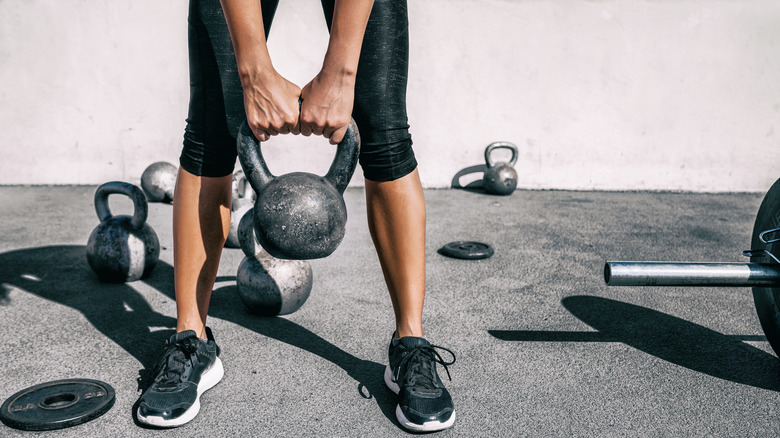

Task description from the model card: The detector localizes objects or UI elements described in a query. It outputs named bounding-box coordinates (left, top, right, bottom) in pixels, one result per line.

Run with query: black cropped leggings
left=180, top=0, right=417, bottom=182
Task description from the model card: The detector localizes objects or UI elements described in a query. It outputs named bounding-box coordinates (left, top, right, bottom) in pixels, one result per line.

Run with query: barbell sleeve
left=604, top=262, right=780, bottom=287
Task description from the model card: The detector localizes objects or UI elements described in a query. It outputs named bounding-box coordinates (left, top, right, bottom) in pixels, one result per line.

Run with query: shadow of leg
left=0, top=245, right=177, bottom=391
left=207, top=284, right=399, bottom=426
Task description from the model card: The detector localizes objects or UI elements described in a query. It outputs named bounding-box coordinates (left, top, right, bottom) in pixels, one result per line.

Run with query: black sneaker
left=384, top=336, right=456, bottom=432
left=136, top=328, right=224, bottom=427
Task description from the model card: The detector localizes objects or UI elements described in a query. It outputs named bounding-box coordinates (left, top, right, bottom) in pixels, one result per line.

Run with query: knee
left=360, top=138, right=418, bottom=182
left=179, top=132, right=238, bottom=178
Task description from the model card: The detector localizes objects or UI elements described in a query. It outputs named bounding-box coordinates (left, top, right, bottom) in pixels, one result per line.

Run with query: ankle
left=177, top=323, right=207, bottom=340
left=395, top=326, right=424, bottom=339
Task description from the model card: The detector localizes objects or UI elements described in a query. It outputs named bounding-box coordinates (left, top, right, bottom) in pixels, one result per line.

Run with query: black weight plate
left=438, top=241, right=494, bottom=260
left=750, top=177, right=780, bottom=358
left=0, top=379, right=115, bottom=431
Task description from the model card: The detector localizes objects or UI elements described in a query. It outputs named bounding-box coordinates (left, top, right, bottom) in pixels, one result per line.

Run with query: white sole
left=137, top=357, right=224, bottom=428
left=383, top=364, right=456, bottom=432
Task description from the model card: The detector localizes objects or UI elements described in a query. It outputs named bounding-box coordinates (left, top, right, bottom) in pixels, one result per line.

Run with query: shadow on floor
left=489, top=295, right=780, bottom=392
left=209, top=283, right=398, bottom=426
left=0, top=245, right=176, bottom=390
left=450, top=164, right=488, bottom=194
left=0, top=245, right=397, bottom=426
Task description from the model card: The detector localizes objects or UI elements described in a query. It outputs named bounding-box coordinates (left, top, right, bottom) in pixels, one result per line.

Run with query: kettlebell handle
left=94, top=181, right=149, bottom=230
left=237, top=207, right=258, bottom=257
left=484, top=141, right=518, bottom=168
left=237, top=119, right=361, bottom=195
left=325, top=119, right=361, bottom=193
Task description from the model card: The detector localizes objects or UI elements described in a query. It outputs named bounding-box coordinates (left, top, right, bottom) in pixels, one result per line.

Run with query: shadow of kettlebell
left=450, top=164, right=489, bottom=193
left=451, top=141, right=518, bottom=195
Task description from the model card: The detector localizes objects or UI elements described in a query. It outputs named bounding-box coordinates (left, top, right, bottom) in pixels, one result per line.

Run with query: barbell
left=605, top=177, right=780, bottom=357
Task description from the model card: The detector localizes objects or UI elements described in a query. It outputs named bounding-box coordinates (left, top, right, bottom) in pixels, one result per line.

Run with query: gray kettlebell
left=483, top=141, right=518, bottom=196
left=237, top=119, right=360, bottom=260
left=141, top=162, right=177, bottom=203
left=236, top=208, right=313, bottom=316
left=225, top=170, right=255, bottom=249
left=86, top=181, right=160, bottom=282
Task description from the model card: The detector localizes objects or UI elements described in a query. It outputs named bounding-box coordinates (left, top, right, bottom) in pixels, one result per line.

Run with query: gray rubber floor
left=1, top=185, right=779, bottom=437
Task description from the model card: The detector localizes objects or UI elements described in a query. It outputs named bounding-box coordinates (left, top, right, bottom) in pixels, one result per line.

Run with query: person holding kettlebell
left=135, top=0, right=456, bottom=432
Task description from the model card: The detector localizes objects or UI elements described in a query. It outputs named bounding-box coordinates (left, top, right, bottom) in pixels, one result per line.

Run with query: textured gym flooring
left=1, top=185, right=779, bottom=437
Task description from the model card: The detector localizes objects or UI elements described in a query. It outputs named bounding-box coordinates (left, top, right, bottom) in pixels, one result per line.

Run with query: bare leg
left=365, top=168, right=426, bottom=338
left=172, top=167, right=232, bottom=339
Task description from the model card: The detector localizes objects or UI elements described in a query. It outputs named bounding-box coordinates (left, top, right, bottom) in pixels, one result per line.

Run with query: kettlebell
left=483, top=141, right=518, bottom=196
left=225, top=170, right=255, bottom=249
left=141, top=161, right=177, bottom=203
left=86, top=181, right=160, bottom=282
left=237, top=119, right=360, bottom=260
left=236, top=208, right=313, bottom=316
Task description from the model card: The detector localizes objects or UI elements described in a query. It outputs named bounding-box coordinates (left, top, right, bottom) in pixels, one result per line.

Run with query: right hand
left=299, top=68, right=355, bottom=145
left=240, top=68, right=302, bottom=142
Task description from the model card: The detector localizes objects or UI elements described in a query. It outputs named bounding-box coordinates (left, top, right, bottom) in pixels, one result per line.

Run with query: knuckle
left=248, top=118, right=263, bottom=132
left=270, top=119, right=284, bottom=131
left=312, top=116, right=326, bottom=130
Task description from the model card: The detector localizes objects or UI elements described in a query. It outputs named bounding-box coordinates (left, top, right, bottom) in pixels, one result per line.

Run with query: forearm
left=323, top=0, right=374, bottom=77
left=219, top=0, right=274, bottom=81
left=220, top=0, right=301, bottom=139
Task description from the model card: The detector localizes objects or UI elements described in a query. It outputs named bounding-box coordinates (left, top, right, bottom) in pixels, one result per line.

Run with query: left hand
left=299, top=69, right=356, bottom=145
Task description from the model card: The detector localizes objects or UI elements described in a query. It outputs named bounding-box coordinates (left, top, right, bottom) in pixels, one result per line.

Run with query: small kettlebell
left=225, top=170, right=255, bottom=249
left=141, top=161, right=177, bottom=203
left=86, top=181, right=160, bottom=282
left=483, top=141, right=518, bottom=196
left=237, top=119, right=360, bottom=260
left=236, top=208, right=313, bottom=316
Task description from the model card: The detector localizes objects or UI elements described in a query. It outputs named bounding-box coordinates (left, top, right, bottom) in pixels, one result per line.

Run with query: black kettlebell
left=237, top=120, right=360, bottom=260
left=483, top=141, right=518, bottom=196
left=86, top=181, right=160, bottom=282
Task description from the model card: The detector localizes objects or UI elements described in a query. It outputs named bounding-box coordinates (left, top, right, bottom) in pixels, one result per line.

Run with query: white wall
left=1, top=0, right=778, bottom=191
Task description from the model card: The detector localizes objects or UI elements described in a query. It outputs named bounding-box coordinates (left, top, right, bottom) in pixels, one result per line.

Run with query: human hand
left=299, top=69, right=355, bottom=145
left=241, top=68, right=301, bottom=142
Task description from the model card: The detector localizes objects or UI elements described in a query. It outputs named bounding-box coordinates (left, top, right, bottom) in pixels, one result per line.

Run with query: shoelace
left=395, top=345, right=456, bottom=390
left=149, top=338, right=199, bottom=389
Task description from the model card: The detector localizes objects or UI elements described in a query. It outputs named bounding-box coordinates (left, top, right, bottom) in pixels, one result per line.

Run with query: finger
left=284, top=115, right=299, bottom=136
left=252, top=119, right=278, bottom=138
left=290, top=106, right=301, bottom=135
left=299, top=120, right=312, bottom=136
left=288, top=98, right=301, bottom=135
left=322, top=124, right=338, bottom=140
left=267, top=116, right=287, bottom=135
left=253, top=129, right=269, bottom=142
left=330, top=125, right=348, bottom=145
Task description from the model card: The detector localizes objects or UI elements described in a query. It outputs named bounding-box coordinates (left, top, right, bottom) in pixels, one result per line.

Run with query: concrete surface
left=1, top=184, right=780, bottom=436
left=2, top=0, right=779, bottom=191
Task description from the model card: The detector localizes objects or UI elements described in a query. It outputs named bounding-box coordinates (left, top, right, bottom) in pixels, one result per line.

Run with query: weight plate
left=750, top=177, right=780, bottom=358
left=0, top=379, right=115, bottom=431
left=438, top=241, right=494, bottom=260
